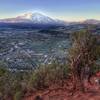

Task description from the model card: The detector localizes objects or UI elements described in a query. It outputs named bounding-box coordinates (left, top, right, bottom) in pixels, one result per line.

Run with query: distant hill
left=83, top=19, right=100, bottom=24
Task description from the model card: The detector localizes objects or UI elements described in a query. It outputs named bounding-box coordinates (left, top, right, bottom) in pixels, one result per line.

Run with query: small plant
left=14, top=91, right=23, bottom=100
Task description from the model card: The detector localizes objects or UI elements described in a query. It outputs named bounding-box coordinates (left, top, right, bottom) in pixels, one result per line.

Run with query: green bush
left=14, top=91, right=23, bottom=100
left=29, top=62, right=70, bottom=90
left=0, top=61, right=70, bottom=98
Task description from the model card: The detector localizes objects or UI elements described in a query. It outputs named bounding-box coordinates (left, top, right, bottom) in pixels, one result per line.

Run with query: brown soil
left=23, top=77, right=100, bottom=100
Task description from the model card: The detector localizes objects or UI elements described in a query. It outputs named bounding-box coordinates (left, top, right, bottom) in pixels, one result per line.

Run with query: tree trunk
left=72, top=70, right=85, bottom=93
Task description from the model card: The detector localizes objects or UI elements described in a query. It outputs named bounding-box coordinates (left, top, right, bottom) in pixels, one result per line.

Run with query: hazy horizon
left=0, top=0, right=100, bottom=21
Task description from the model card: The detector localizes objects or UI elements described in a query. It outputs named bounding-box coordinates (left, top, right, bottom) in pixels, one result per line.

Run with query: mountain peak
left=16, top=12, right=57, bottom=24
left=17, top=12, right=46, bottom=19
left=0, top=12, right=66, bottom=25
left=18, top=13, right=33, bottom=19
left=31, top=12, right=46, bottom=16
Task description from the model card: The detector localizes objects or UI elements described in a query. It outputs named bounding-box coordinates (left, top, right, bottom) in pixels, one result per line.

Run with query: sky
left=0, top=0, right=100, bottom=21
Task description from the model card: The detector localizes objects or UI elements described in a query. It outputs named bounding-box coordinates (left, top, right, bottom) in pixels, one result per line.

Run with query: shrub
left=14, top=91, right=23, bottom=100
left=29, top=61, right=69, bottom=90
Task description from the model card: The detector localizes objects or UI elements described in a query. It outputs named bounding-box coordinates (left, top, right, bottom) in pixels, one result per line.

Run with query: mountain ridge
left=0, top=12, right=67, bottom=26
left=0, top=12, right=100, bottom=25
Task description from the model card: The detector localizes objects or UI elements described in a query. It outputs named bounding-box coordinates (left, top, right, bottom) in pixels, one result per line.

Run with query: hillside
left=23, top=78, right=100, bottom=100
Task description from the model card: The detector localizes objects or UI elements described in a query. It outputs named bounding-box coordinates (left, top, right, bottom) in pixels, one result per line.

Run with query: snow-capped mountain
left=0, top=13, right=100, bottom=25
left=0, top=12, right=66, bottom=25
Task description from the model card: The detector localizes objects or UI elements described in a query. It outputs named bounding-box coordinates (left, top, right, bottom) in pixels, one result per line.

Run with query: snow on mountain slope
left=0, top=12, right=66, bottom=25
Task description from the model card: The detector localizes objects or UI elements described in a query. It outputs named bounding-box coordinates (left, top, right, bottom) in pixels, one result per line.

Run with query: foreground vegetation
left=0, top=61, right=70, bottom=100
left=0, top=29, right=100, bottom=100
